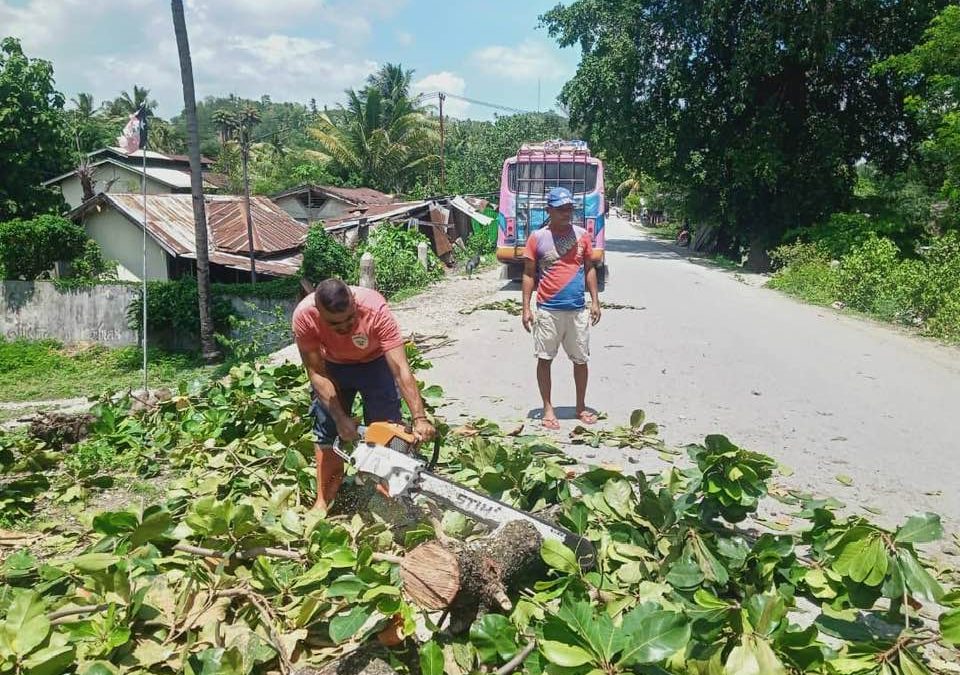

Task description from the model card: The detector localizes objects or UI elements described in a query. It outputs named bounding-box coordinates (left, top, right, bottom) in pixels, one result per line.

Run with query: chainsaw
left=332, top=421, right=595, bottom=570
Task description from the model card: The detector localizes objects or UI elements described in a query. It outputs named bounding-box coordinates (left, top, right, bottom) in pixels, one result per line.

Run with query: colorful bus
left=496, top=140, right=607, bottom=287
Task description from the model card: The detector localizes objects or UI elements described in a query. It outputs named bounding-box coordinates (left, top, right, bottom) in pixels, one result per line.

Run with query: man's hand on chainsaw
left=334, top=415, right=360, bottom=443
left=413, top=417, right=436, bottom=443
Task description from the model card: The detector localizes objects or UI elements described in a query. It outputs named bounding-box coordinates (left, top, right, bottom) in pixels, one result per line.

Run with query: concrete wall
left=1, top=281, right=298, bottom=351
left=59, top=167, right=171, bottom=210
left=1, top=281, right=139, bottom=346
left=80, top=208, right=170, bottom=282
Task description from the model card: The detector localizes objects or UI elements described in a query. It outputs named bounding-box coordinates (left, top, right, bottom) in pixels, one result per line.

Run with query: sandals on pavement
left=576, top=410, right=598, bottom=425
left=542, top=418, right=561, bottom=431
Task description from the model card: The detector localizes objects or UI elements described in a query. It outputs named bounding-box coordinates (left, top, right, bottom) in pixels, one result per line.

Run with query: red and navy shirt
left=523, top=224, right=593, bottom=311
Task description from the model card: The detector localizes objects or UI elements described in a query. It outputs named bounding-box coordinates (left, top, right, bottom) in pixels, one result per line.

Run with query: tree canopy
left=542, top=0, right=950, bottom=268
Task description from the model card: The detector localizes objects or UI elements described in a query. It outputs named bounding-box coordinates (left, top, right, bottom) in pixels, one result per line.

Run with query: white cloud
left=412, top=71, right=469, bottom=118
left=471, top=39, right=570, bottom=83
left=0, top=0, right=387, bottom=117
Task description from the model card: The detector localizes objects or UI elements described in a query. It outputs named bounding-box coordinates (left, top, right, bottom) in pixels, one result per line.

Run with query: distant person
left=292, top=279, right=435, bottom=511
left=521, top=187, right=602, bottom=430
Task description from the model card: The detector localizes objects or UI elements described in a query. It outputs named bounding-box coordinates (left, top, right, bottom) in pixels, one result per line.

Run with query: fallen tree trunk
left=400, top=520, right=543, bottom=633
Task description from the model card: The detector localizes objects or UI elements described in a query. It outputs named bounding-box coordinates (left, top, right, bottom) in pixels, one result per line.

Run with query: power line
left=415, top=91, right=536, bottom=115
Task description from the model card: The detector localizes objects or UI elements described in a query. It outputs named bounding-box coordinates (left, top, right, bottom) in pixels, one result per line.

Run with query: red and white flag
left=117, top=105, right=148, bottom=154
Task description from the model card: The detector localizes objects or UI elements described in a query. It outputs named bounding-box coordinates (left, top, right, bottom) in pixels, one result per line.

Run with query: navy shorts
left=309, top=356, right=402, bottom=446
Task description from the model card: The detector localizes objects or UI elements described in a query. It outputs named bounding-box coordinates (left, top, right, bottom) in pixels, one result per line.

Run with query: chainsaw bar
left=345, top=441, right=595, bottom=570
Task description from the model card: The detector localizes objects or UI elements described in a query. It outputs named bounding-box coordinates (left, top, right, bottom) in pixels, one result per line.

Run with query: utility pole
left=237, top=107, right=257, bottom=283
left=439, top=92, right=446, bottom=195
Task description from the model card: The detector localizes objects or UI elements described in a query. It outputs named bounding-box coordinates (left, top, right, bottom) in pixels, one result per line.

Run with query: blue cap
left=547, top=186, right=574, bottom=208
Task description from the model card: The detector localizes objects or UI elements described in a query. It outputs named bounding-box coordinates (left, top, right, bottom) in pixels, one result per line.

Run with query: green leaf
left=325, top=575, right=368, bottom=601
left=618, top=608, right=691, bottom=666
left=939, top=608, right=960, bottom=646
left=469, top=614, right=517, bottom=663
left=130, top=508, right=173, bottom=546
left=630, top=409, right=646, bottom=428
left=603, top=480, right=633, bottom=517
left=724, top=635, right=786, bottom=675
left=894, top=513, right=944, bottom=545
left=91, top=511, right=138, bottom=537
left=0, top=590, right=50, bottom=656
left=541, top=539, right=579, bottom=575
left=539, top=640, right=593, bottom=667
left=897, top=550, right=944, bottom=602
left=419, top=640, right=444, bottom=675
left=328, top=605, right=372, bottom=644
left=81, top=662, right=119, bottom=675
left=72, top=553, right=120, bottom=572
left=835, top=474, right=854, bottom=486
left=22, top=644, right=75, bottom=675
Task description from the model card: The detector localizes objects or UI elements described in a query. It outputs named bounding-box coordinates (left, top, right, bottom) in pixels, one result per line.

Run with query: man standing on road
left=521, top=186, right=602, bottom=430
left=293, top=278, right=436, bottom=511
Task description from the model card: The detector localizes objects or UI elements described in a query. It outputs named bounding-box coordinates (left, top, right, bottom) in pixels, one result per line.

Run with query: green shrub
left=301, top=224, right=357, bottom=284
left=928, top=287, right=960, bottom=342
left=72, top=239, right=117, bottom=281
left=127, top=280, right=234, bottom=334
left=360, top=226, right=443, bottom=297
left=623, top=192, right=643, bottom=213
left=836, top=235, right=901, bottom=315
left=768, top=242, right=841, bottom=305
left=0, top=215, right=88, bottom=279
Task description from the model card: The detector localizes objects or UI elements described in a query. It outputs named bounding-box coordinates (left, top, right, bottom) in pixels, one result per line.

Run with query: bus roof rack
left=518, top=139, right=591, bottom=155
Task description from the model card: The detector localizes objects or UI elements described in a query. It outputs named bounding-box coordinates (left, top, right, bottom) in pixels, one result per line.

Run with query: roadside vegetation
left=0, top=339, right=214, bottom=402
left=0, top=353, right=957, bottom=674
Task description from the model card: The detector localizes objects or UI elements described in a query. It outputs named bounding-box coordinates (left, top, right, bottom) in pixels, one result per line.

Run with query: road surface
left=410, top=215, right=960, bottom=537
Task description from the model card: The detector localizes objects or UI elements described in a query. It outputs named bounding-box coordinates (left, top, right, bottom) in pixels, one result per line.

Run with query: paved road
left=418, top=215, right=960, bottom=536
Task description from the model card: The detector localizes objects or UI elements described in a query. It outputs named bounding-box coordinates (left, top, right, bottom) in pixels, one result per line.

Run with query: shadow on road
left=605, top=237, right=679, bottom=259
left=526, top=405, right=601, bottom=421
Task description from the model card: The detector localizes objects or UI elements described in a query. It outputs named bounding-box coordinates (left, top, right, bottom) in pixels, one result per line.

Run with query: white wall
left=58, top=166, right=171, bottom=209
left=81, top=209, right=170, bottom=282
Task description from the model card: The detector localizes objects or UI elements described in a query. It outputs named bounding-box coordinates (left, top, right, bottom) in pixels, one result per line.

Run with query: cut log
left=400, top=520, right=543, bottom=633
left=28, top=412, right=95, bottom=450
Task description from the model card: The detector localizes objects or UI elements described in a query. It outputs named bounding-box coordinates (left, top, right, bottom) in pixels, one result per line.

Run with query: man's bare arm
left=521, top=258, right=536, bottom=332
left=383, top=345, right=435, bottom=441
left=299, top=347, right=356, bottom=440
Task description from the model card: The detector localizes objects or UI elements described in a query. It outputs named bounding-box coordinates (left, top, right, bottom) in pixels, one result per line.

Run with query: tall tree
left=171, top=0, right=220, bottom=362
left=0, top=37, right=71, bottom=220
left=543, top=0, right=949, bottom=269
left=106, top=85, right=158, bottom=119
left=366, top=62, right=414, bottom=125
left=310, top=87, right=437, bottom=193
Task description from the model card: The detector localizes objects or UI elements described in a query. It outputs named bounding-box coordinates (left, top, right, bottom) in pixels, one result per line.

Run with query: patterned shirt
left=523, top=224, right=593, bottom=310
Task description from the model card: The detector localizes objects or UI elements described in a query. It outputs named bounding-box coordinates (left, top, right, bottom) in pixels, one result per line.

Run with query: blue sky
left=0, top=0, right=581, bottom=120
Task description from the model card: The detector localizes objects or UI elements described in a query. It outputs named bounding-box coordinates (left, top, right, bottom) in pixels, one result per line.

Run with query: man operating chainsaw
left=292, top=278, right=436, bottom=511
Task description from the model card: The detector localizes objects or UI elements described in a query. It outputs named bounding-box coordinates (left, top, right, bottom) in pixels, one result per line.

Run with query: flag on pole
left=117, top=105, right=148, bottom=154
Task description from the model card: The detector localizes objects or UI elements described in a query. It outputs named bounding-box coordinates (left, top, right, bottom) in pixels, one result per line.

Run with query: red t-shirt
left=292, top=286, right=404, bottom=364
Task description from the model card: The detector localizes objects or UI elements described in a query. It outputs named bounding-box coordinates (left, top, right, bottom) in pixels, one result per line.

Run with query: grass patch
left=0, top=339, right=216, bottom=402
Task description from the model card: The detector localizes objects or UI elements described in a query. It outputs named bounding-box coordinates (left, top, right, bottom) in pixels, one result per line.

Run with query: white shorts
left=534, top=308, right=590, bottom=364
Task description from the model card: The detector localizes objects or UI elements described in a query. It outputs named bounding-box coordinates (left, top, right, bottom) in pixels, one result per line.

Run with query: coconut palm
left=366, top=63, right=414, bottom=125
left=106, top=85, right=158, bottom=118
left=309, top=87, right=437, bottom=193
left=172, top=0, right=219, bottom=362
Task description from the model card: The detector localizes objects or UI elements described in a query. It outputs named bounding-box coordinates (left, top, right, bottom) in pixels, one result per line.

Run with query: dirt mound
left=28, top=412, right=96, bottom=449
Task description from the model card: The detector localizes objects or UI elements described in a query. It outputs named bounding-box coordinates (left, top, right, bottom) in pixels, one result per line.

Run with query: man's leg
left=533, top=309, right=560, bottom=428
left=309, top=386, right=356, bottom=511
left=537, top=358, right=557, bottom=428
left=565, top=309, right=596, bottom=424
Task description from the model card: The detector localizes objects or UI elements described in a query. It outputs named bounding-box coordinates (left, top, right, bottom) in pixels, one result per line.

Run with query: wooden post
left=359, top=251, right=376, bottom=289
left=417, top=241, right=429, bottom=269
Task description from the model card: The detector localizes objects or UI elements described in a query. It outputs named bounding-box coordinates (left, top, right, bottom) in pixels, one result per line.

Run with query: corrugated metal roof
left=183, top=250, right=303, bottom=277
left=272, top=184, right=396, bottom=206
left=43, top=158, right=218, bottom=190
left=323, top=201, right=429, bottom=229
left=98, top=193, right=307, bottom=258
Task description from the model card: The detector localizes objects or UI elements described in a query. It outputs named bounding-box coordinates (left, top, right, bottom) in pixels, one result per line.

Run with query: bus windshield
left=508, top=162, right=599, bottom=195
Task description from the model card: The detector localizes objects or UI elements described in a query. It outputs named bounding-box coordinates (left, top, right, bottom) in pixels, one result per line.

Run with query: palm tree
left=366, top=63, right=414, bottom=125
left=71, top=92, right=99, bottom=121
left=309, top=87, right=437, bottom=193
left=172, top=0, right=219, bottom=362
left=106, top=85, right=158, bottom=119
left=211, top=108, right=236, bottom=143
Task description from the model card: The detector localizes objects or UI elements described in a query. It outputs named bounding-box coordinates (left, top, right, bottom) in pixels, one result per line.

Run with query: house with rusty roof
left=271, top=184, right=399, bottom=224
left=44, top=147, right=229, bottom=210
left=69, top=193, right=306, bottom=282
